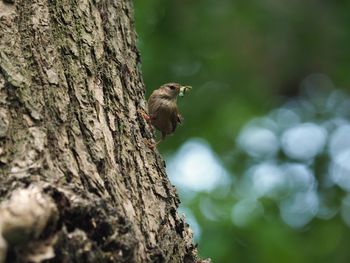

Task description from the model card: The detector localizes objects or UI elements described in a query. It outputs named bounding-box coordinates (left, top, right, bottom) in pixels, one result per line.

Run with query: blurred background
left=134, top=1, right=350, bottom=262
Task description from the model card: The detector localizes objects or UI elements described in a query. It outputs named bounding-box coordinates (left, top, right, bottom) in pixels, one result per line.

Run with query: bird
left=139, top=83, right=191, bottom=147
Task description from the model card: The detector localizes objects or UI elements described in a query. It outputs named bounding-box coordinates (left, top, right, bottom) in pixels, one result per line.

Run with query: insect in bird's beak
left=179, top=86, right=192, bottom=97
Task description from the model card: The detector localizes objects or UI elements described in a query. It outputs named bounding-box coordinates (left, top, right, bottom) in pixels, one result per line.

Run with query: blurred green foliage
left=134, top=1, right=350, bottom=262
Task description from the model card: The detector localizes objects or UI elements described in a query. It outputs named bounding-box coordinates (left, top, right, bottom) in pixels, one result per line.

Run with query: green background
left=134, top=1, right=350, bottom=262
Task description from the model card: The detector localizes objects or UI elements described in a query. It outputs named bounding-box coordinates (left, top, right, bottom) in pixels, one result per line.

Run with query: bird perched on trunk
left=139, top=83, right=192, bottom=147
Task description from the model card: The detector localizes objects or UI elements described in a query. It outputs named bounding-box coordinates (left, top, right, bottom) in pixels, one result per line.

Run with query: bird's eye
left=169, top=86, right=176, bottom=90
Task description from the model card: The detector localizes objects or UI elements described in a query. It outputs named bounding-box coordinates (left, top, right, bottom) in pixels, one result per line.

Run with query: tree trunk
left=0, top=0, right=203, bottom=262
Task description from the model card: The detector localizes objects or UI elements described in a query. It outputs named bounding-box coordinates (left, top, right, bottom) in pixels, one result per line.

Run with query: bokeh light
left=281, top=123, right=327, bottom=160
left=167, top=139, right=231, bottom=192
left=279, top=190, right=319, bottom=229
left=238, top=125, right=279, bottom=158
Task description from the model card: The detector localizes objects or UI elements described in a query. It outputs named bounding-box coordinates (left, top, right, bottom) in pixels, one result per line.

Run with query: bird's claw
left=144, top=138, right=156, bottom=150
left=137, top=109, right=151, bottom=123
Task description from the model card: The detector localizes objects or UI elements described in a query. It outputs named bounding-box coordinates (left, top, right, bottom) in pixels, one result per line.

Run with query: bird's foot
left=143, top=138, right=163, bottom=150
left=144, top=138, right=156, bottom=150
left=137, top=109, right=151, bottom=123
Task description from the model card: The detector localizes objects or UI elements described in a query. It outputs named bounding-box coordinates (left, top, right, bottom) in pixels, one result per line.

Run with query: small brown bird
left=140, top=83, right=191, bottom=146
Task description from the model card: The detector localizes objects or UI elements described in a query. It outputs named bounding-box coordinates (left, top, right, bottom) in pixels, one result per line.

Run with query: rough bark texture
left=0, top=0, right=203, bottom=262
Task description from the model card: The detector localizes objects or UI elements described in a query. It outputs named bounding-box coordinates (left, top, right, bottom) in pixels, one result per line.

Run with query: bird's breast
left=148, top=98, right=177, bottom=135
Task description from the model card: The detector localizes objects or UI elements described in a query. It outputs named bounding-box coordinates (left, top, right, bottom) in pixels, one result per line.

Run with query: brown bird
left=140, top=83, right=191, bottom=147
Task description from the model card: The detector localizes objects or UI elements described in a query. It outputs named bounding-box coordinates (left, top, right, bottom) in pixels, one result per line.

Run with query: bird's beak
left=179, top=86, right=192, bottom=97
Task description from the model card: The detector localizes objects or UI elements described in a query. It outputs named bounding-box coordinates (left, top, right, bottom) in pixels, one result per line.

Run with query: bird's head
left=160, top=83, right=192, bottom=100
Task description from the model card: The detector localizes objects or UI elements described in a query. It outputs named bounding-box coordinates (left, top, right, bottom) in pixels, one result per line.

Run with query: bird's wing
left=148, top=93, right=160, bottom=121
left=170, top=110, right=179, bottom=133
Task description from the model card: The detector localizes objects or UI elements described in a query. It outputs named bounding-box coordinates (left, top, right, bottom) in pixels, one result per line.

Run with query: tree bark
left=0, top=0, right=203, bottom=262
